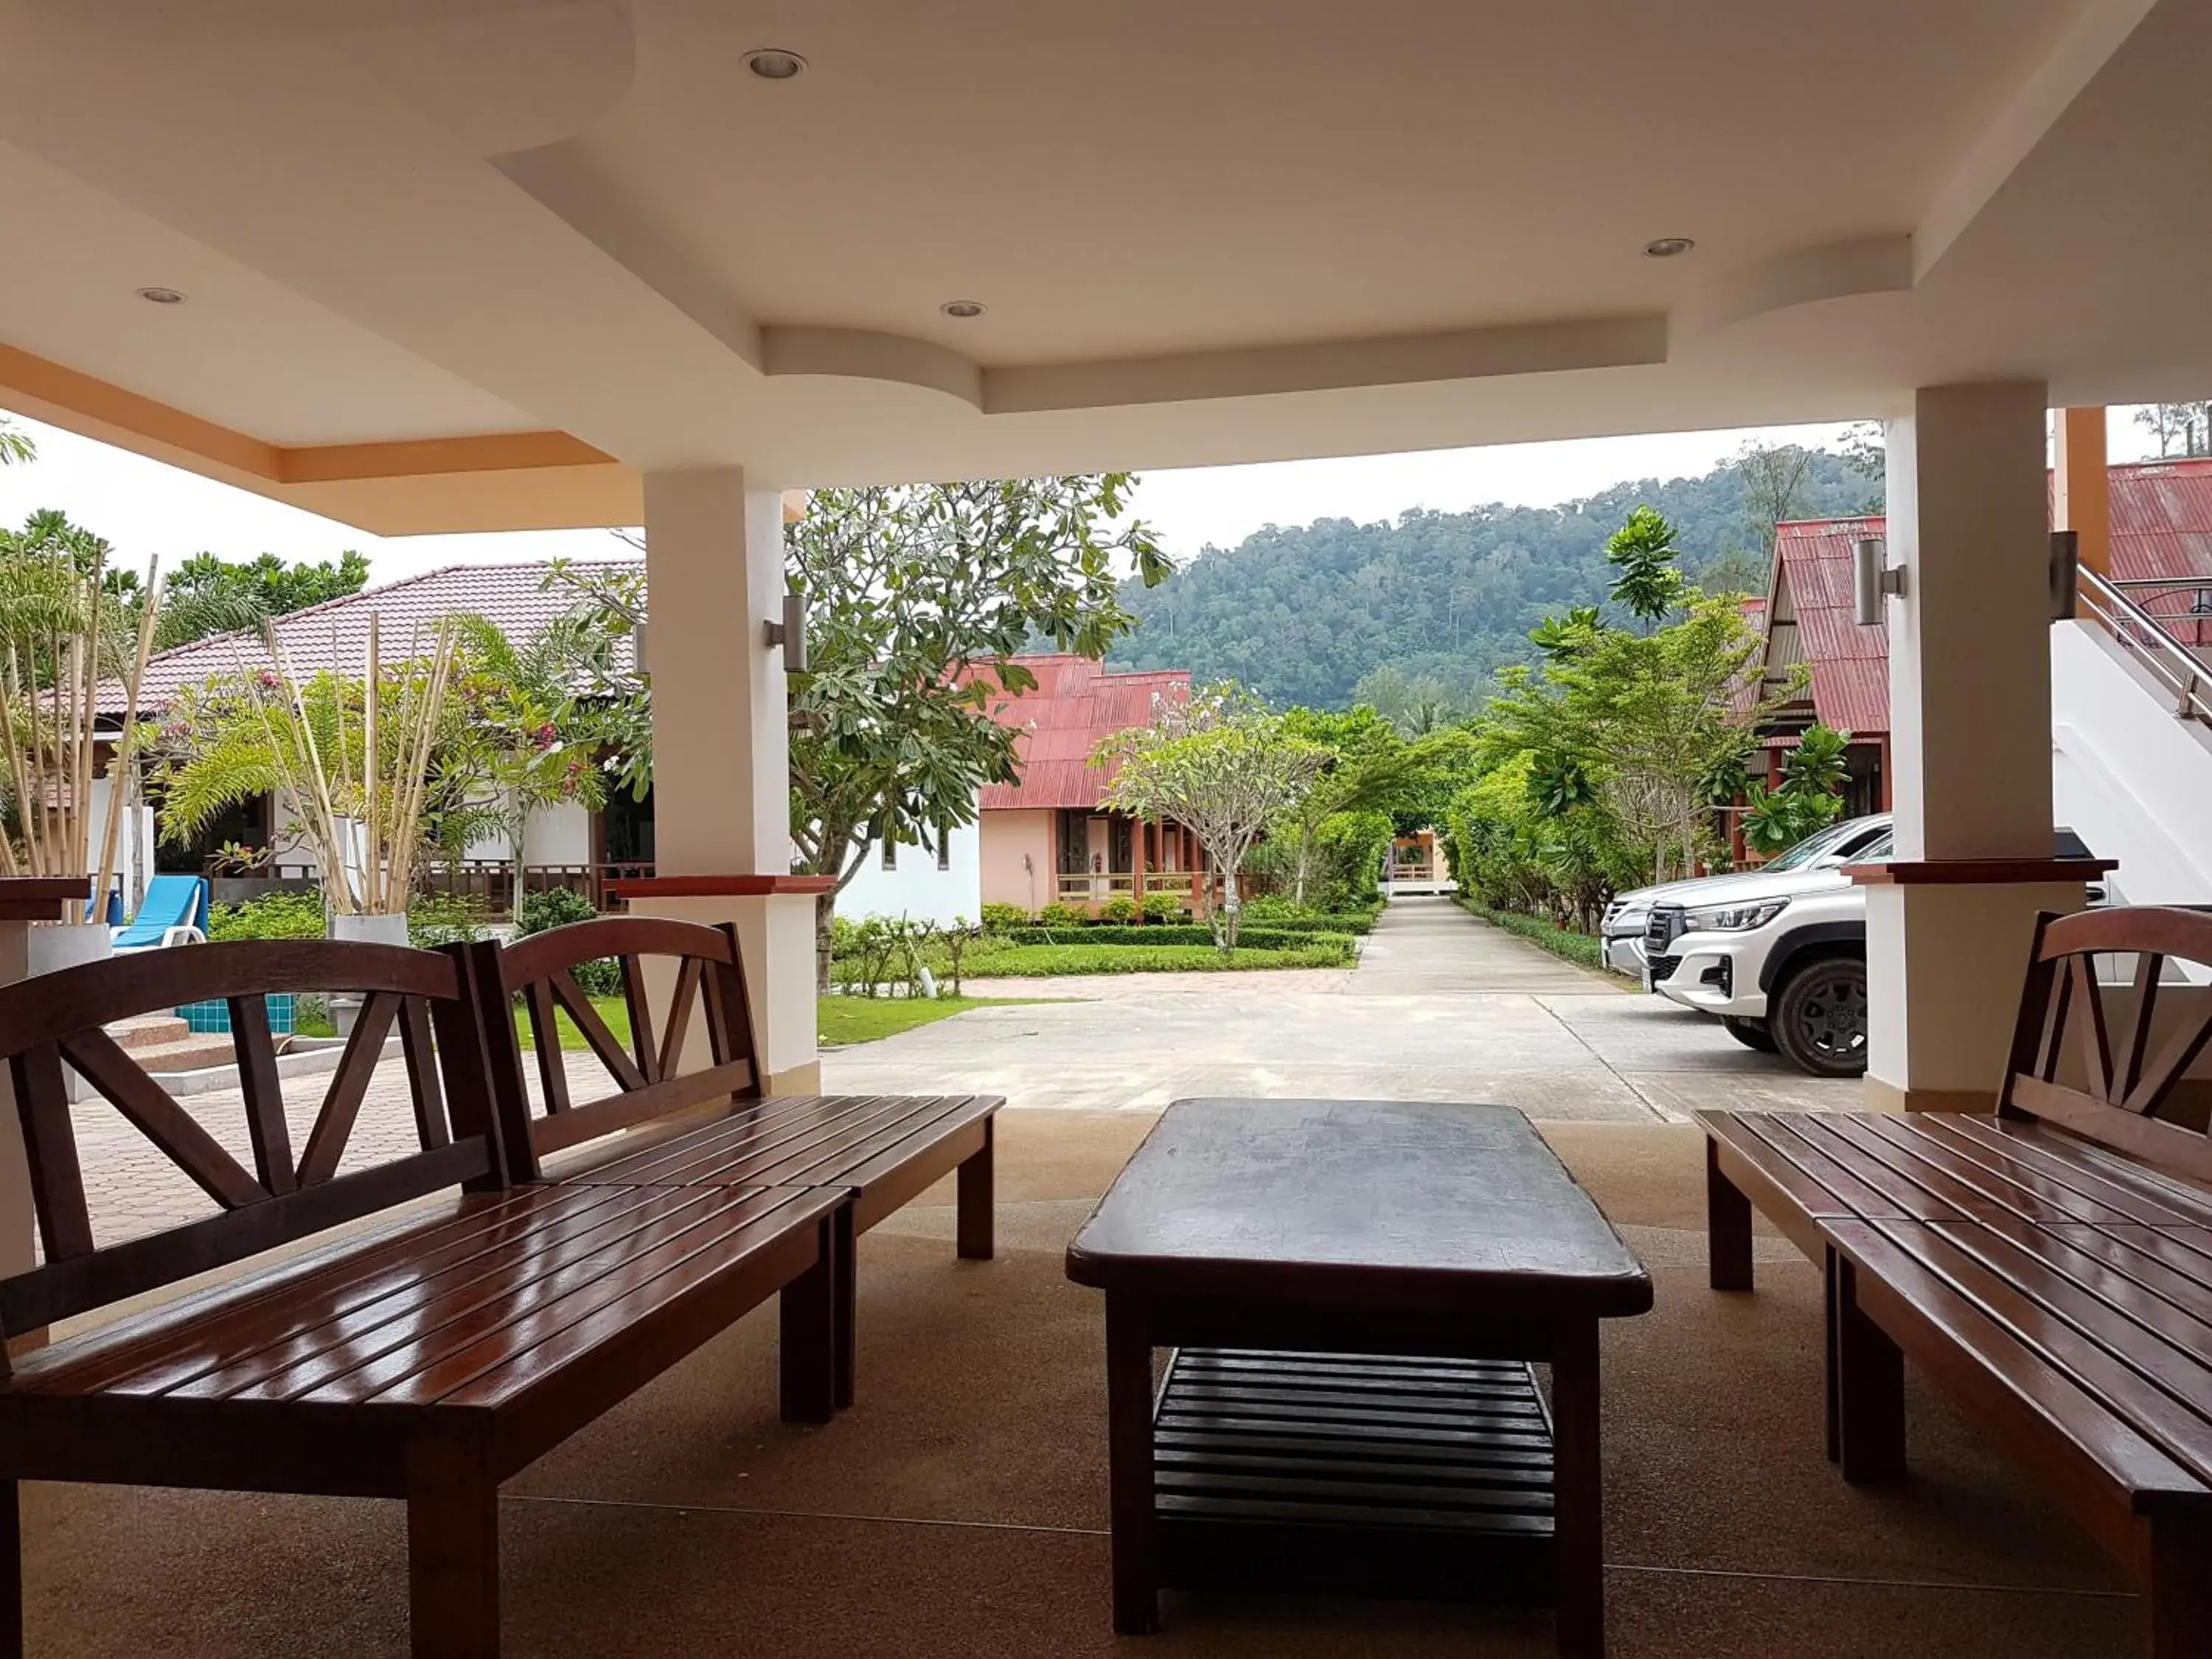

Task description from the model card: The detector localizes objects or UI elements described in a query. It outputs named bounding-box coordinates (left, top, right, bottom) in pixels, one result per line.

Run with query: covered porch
left=0, top=1, right=2208, bottom=1655
left=10, top=1110, right=2132, bottom=1659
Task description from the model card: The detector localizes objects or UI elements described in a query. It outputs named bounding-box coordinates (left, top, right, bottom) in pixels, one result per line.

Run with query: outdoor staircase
left=2051, top=568, right=2212, bottom=908
left=107, top=1014, right=236, bottom=1077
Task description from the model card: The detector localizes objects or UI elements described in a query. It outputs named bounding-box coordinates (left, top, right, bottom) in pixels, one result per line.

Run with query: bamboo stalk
left=0, top=650, right=29, bottom=877
left=78, top=554, right=101, bottom=880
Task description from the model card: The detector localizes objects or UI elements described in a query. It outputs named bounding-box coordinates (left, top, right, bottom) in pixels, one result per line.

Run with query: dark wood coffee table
left=1065, top=1098, right=1652, bottom=1658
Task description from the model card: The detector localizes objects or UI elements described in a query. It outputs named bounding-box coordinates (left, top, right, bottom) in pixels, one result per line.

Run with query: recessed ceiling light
left=1642, top=237, right=1696, bottom=260
left=742, top=48, right=807, bottom=80
left=135, top=286, right=187, bottom=305
left=940, top=300, right=987, bottom=319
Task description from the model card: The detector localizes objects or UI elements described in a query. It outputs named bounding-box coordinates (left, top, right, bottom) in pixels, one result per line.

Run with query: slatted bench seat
left=0, top=940, right=841, bottom=1659
left=470, top=918, right=1001, bottom=1408
left=1699, top=906, right=2212, bottom=1658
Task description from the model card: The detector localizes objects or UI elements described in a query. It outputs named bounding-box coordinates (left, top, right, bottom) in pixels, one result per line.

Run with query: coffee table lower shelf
left=1152, top=1347, right=1558, bottom=1603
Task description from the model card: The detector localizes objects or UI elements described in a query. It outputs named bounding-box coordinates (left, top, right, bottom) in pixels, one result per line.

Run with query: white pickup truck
left=1605, top=815, right=2104, bottom=1078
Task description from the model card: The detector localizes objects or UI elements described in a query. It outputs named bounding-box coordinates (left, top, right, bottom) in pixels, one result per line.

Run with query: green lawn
left=516, top=992, right=1040, bottom=1053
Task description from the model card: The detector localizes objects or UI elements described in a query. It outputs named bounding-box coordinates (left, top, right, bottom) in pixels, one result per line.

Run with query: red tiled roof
left=1763, top=459, right=2212, bottom=740
left=103, top=559, right=641, bottom=716
left=972, top=655, right=1192, bottom=812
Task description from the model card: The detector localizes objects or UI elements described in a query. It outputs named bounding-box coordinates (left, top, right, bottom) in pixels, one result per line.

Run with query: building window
left=881, top=832, right=897, bottom=871
left=936, top=824, right=952, bottom=872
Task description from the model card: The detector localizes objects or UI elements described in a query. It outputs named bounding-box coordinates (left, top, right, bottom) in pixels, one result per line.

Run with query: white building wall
left=84, top=774, right=158, bottom=918
left=836, top=816, right=984, bottom=928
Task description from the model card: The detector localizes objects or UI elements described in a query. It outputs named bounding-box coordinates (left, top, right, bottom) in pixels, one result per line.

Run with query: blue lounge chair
left=111, top=874, right=211, bottom=951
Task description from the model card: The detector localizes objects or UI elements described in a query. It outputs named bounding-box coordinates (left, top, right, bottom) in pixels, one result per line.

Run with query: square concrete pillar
left=1866, top=383, right=2089, bottom=1113
left=625, top=468, right=821, bottom=1094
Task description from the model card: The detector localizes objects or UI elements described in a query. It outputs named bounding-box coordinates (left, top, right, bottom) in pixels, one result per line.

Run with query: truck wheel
left=1771, top=955, right=1868, bottom=1078
left=1722, top=1016, right=1777, bottom=1053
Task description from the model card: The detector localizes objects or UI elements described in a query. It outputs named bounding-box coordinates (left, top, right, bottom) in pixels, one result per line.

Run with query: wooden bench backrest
left=2000, top=906, right=2212, bottom=1186
left=0, top=939, right=501, bottom=1346
left=470, top=917, right=760, bottom=1181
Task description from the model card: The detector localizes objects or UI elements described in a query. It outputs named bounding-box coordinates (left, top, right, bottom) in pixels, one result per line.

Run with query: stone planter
left=328, top=911, right=410, bottom=1037
left=29, top=922, right=114, bottom=1102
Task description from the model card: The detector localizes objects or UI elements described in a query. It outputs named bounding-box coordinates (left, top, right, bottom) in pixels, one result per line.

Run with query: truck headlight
left=1683, top=899, right=1790, bottom=931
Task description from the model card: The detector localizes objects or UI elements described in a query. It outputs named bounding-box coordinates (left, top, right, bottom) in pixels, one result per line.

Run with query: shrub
left=1139, top=892, right=1186, bottom=923
left=514, top=886, right=620, bottom=995
left=1037, top=902, right=1084, bottom=929
left=1099, top=895, right=1140, bottom=925
left=1238, top=893, right=1305, bottom=921
left=207, top=888, right=326, bottom=942
left=1000, top=924, right=1352, bottom=951
left=980, top=902, right=1029, bottom=931
left=963, top=939, right=1357, bottom=976
left=1458, top=897, right=1608, bottom=971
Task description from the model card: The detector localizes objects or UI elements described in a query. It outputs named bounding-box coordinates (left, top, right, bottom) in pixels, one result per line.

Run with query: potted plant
left=154, top=616, right=463, bottom=1023
left=0, top=539, right=162, bottom=980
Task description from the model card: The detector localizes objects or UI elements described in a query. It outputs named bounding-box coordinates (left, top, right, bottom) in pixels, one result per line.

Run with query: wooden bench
left=467, top=917, right=1001, bottom=1408
left=1700, top=905, right=2212, bottom=1659
left=0, top=939, right=843, bottom=1659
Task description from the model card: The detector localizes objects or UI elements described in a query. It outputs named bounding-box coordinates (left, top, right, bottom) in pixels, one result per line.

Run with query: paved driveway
left=824, top=894, right=1862, bottom=1121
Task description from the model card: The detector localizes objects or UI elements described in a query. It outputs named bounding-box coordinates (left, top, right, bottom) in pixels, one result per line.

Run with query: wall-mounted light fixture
left=762, top=590, right=809, bottom=672
left=2049, top=529, right=2080, bottom=622
left=1853, top=537, right=1905, bottom=626
left=630, top=620, right=650, bottom=678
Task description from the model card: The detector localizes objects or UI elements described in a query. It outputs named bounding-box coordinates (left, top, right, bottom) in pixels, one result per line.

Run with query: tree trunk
left=815, top=891, right=836, bottom=992
left=509, top=790, right=528, bottom=922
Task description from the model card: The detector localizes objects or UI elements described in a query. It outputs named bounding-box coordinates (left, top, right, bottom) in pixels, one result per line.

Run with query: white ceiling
left=0, top=0, right=2200, bottom=507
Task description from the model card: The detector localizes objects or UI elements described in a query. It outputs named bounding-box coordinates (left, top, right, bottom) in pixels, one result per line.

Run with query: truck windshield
left=1766, top=819, right=1868, bottom=872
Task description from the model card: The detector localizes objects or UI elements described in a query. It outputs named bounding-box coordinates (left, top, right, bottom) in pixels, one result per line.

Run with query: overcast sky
left=0, top=408, right=2164, bottom=588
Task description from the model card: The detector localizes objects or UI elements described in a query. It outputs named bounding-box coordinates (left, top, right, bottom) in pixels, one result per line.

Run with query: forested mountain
left=1110, top=447, right=1874, bottom=711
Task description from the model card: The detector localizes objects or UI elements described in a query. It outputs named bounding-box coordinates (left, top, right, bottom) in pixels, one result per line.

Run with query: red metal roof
left=1764, top=459, right=2212, bottom=739
left=104, top=559, right=641, bottom=716
left=973, top=655, right=1192, bottom=812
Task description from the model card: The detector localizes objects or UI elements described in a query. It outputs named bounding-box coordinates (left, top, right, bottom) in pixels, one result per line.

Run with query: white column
left=1867, top=382, right=2083, bottom=1112
left=630, top=468, right=819, bottom=1093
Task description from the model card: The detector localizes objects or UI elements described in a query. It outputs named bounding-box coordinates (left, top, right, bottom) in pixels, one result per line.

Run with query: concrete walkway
left=1344, top=894, right=1615, bottom=995
left=824, top=894, right=1861, bottom=1120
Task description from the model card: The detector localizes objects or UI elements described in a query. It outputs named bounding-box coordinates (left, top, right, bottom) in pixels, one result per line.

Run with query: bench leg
left=2148, top=1515, right=2212, bottom=1659
left=1822, top=1250, right=1841, bottom=1464
left=2, top=1478, right=20, bottom=1659
left=781, top=1211, right=839, bottom=1425
left=1834, top=1255, right=1907, bottom=1485
left=1550, top=1322, right=1607, bottom=1659
left=957, top=1118, right=995, bottom=1262
left=1706, top=1138, right=1753, bottom=1292
left=406, top=1438, right=500, bottom=1659
left=832, top=1202, right=857, bottom=1411
left=1105, top=1293, right=1158, bottom=1636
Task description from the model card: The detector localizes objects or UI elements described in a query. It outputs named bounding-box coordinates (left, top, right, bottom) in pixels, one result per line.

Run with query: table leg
left=1550, top=1321, right=1606, bottom=1659
left=1707, top=1139, right=1753, bottom=1292
left=1105, top=1293, right=1158, bottom=1635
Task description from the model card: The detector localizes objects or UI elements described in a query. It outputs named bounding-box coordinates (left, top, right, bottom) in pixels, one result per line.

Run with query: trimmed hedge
left=1001, top=924, right=1353, bottom=950
left=1456, top=899, right=1611, bottom=973
left=964, top=939, right=1357, bottom=976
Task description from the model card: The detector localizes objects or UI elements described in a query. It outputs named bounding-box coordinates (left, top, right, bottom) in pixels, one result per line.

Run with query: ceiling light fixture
left=1642, top=237, right=1696, bottom=260
left=135, top=286, right=187, bottom=305
left=742, top=48, right=807, bottom=80
left=939, top=300, right=987, bottom=319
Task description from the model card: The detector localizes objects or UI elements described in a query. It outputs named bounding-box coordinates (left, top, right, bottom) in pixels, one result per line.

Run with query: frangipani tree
left=1095, top=685, right=1328, bottom=950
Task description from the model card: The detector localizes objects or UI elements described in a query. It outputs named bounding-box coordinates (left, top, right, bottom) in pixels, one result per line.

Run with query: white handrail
left=2077, top=567, right=2212, bottom=726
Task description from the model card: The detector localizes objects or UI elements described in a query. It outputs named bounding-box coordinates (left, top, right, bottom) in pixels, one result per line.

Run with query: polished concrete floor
left=20, top=1113, right=2133, bottom=1658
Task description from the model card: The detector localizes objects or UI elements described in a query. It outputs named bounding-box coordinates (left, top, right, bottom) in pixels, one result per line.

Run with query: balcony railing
left=1054, top=869, right=1199, bottom=906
